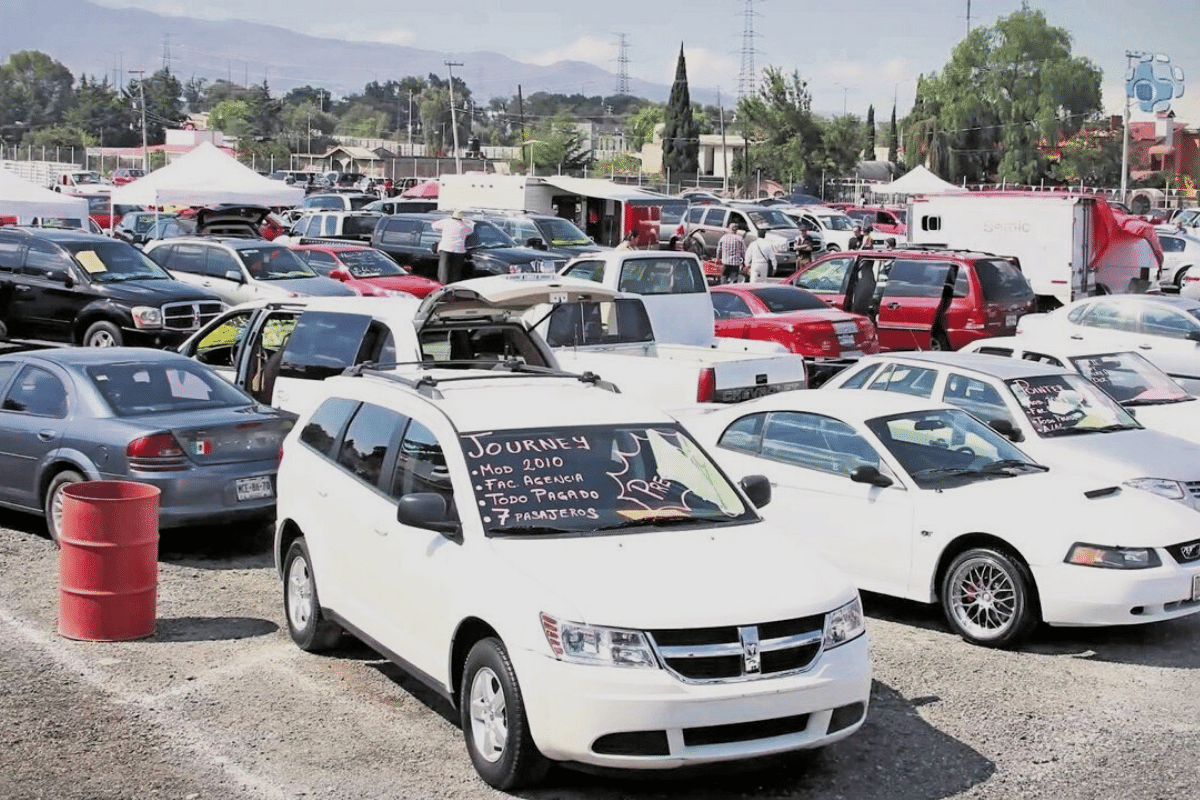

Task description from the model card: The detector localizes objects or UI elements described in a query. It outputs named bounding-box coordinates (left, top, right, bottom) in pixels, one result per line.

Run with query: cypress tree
left=888, top=103, right=899, bottom=164
left=661, top=44, right=699, bottom=177
left=866, top=104, right=876, bottom=156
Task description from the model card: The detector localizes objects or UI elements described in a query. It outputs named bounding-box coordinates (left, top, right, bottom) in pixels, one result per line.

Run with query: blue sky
left=92, top=0, right=1199, bottom=124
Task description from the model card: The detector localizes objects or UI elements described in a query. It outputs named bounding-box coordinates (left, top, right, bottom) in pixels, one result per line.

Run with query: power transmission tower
left=736, top=0, right=762, bottom=101
left=162, top=33, right=172, bottom=72
left=615, top=33, right=631, bottom=96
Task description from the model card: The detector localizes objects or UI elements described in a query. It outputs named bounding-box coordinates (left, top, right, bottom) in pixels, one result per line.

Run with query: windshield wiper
left=981, top=459, right=1049, bottom=473
left=489, top=525, right=575, bottom=535
left=1125, top=396, right=1194, bottom=406
left=593, top=515, right=716, bottom=532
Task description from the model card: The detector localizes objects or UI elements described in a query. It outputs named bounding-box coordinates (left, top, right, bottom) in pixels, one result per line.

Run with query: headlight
left=540, top=613, right=657, bottom=668
left=1124, top=478, right=1186, bottom=500
left=1065, top=543, right=1162, bottom=569
left=823, top=596, right=865, bottom=649
left=130, top=306, right=162, bottom=329
left=383, top=289, right=408, bottom=297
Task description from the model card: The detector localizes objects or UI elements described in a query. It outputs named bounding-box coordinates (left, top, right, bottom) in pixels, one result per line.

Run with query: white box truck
left=907, top=192, right=1162, bottom=310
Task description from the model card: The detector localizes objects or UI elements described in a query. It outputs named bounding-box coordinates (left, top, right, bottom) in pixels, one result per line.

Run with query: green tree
left=904, top=4, right=1102, bottom=184
left=511, top=114, right=593, bottom=175
left=815, top=114, right=867, bottom=179
left=337, top=102, right=388, bottom=139
left=67, top=75, right=138, bottom=148
left=244, top=81, right=283, bottom=139
left=661, top=45, right=698, bottom=176
left=865, top=104, right=876, bottom=155
left=1052, top=124, right=1122, bottom=186
left=0, top=51, right=74, bottom=131
left=208, top=99, right=251, bottom=138
left=128, top=68, right=186, bottom=145
left=735, top=67, right=823, bottom=186
left=887, top=104, right=899, bottom=165
left=626, top=103, right=664, bottom=150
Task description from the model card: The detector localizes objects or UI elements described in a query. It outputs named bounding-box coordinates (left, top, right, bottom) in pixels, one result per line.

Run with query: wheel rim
left=88, top=330, right=117, bottom=347
left=286, top=556, right=314, bottom=632
left=468, top=666, right=508, bottom=763
left=947, top=557, right=1017, bottom=639
left=49, top=483, right=69, bottom=541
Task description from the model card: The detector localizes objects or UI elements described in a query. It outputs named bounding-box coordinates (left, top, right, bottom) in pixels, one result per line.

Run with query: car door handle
left=373, top=528, right=388, bottom=537
left=316, top=489, right=328, bottom=497
left=886, top=302, right=901, bottom=310
left=1069, top=334, right=1083, bottom=340
left=37, top=429, right=56, bottom=441
left=1138, top=344, right=1153, bottom=350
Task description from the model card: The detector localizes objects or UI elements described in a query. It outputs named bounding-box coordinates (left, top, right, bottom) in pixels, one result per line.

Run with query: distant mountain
left=0, top=0, right=709, bottom=105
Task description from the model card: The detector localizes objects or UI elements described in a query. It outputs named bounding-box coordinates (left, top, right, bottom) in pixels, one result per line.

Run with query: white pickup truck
left=449, top=272, right=807, bottom=407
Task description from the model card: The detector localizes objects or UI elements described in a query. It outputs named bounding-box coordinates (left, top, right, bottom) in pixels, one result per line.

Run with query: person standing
left=862, top=224, right=876, bottom=249
left=432, top=209, right=475, bottom=284
left=716, top=223, right=747, bottom=284
left=746, top=235, right=776, bottom=283
left=848, top=224, right=864, bottom=250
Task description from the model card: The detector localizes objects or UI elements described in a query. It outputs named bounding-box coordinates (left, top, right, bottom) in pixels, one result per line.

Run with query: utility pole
left=1120, top=50, right=1146, bottom=205
left=129, top=69, right=149, bottom=173
left=445, top=61, right=464, bottom=174
left=966, top=0, right=971, bottom=36
left=407, top=88, right=414, bottom=151
left=719, top=88, right=728, bottom=194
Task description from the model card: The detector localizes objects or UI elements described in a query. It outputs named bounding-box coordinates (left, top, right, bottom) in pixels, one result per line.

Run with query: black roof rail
left=343, top=359, right=621, bottom=395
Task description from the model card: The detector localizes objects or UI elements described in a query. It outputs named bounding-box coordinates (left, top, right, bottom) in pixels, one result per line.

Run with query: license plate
left=1005, top=313, right=1017, bottom=327
left=236, top=476, right=274, bottom=501
left=1192, top=574, right=1200, bottom=602
left=837, top=334, right=856, bottom=347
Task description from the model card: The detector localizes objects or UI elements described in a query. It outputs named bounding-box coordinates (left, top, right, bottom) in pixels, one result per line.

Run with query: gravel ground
left=1, top=506, right=1198, bottom=800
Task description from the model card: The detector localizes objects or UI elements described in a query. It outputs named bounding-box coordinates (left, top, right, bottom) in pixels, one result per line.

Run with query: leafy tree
left=626, top=103, right=663, bottom=150
left=816, top=115, right=867, bottom=179
left=208, top=99, right=251, bottom=138
left=128, top=68, right=186, bottom=145
left=283, top=85, right=333, bottom=112
left=67, top=75, right=138, bottom=148
left=281, top=102, right=337, bottom=154
left=661, top=45, right=698, bottom=176
left=337, top=103, right=388, bottom=139
left=510, top=113, right=593, bottom=175
left=903, top=4, right=1101, bottom=184
left=887, top=104, right=899, bottom=165
left=23, top=125, right=91, bottom=150
left=0, top=51, right=74, bottom=131
left=244, top=81, right=283, bottom=139
left=1052, top=123, right=1122, bottom=186
left=865, top=105, right=876, bottom=155
left=735, top=67, right=823, bottom=185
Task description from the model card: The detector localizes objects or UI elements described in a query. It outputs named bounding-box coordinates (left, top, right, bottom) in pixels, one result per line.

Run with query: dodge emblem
left=738, top=626, right=761, bottom=675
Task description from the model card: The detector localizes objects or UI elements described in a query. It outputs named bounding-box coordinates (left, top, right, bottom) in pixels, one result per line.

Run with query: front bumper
left=1034, top=559, right=1200, bottom=627
left=510, top=634, right=871, bottom=769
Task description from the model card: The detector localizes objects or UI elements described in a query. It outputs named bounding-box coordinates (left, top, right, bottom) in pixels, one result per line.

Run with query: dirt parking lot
left=1, top=508, right=1199, bottom=800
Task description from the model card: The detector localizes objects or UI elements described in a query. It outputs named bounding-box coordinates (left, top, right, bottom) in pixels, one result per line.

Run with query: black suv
left=0, top=228, right=225, bottom=347
left=371, top=213, right=561, bottom=280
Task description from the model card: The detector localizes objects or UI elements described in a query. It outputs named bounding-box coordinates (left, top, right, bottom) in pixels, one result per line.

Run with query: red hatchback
left=291, top=244, right=443, bottom=298
left=711, top=283, right=879, bottom=385
left=780, top=248, right=1035, bottom=352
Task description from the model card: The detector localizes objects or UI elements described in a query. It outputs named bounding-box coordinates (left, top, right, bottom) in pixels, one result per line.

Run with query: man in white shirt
left=746, top=236, right=776, bottom=283
left=432, top=209, right=475, bottom=284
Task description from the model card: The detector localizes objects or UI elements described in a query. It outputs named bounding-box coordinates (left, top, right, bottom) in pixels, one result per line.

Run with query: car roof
left=6, top=346, right=193, bottom=368
left=291, top=243, right=374, bottom=253
left=964, top=336, right=1142, bottom=360
left=1069, top=293, right=1200, bottom=311
left=856, top=351, right=1073, bottom=379
left=323, top=369, right=672, bottom=432
left=225, top=295, right=422, bottom=318
left=0, top=227, right=110, bottom=244
left=701, top=386, right=957, bottom=425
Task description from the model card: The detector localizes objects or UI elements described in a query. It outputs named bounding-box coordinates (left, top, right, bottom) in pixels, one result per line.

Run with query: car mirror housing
left=739, top=474, right=772, bottom=508
left=225, top=270, right=245, bottom=284
left=850, top=465, right=893, bottom=488
left=396, top=493, right=462, bottom=540
left=329, top=268, right=352, bottom=281
left=1187, top=330, right=1200, bottom=343
left=987, top=418, right=1023, bottom=442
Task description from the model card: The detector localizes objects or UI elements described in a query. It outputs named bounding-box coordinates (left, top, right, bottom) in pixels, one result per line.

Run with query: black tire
left=43, top=470, right=84, bottom=546
left=686, top=236, right=707, bottom=258
left=929, top=330, right=952, bottom=351
left=1177, top=267, right=1192, bottom=289
left=460, top=638, right=550, bottom=790
left=82, top=320, right=123, bottom=347
left=283, top=538, right=342, bottom=652
left=940, top=547, right=1038, bottom=649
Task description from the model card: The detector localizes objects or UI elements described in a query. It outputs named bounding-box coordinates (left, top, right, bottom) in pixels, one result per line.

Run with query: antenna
left=615, top=33, right=631, bottom=96
left=736, top=0, right=762, bottom=100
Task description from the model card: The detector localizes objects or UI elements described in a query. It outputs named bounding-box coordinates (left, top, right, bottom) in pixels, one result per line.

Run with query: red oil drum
left=58, top=481, right=160, bottom=641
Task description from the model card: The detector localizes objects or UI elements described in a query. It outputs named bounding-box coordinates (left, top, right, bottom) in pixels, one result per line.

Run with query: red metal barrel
left=58, top=481, right=160, bottom=641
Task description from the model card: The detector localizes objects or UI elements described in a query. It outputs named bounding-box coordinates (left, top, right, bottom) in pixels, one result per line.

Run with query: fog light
left=828, top=702, right=866, bottom=733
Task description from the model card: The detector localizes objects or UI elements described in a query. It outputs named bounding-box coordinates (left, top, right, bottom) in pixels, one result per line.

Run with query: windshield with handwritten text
left=461, top=424, right=754, bottom=534
left=1005, top=374, right=1138, bottom=437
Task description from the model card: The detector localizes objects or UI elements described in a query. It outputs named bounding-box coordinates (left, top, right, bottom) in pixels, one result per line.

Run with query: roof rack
left=344, top=359, right=621, bottom=398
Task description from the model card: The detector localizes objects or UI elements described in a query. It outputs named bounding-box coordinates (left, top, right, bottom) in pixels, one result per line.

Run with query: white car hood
left=1022, top=427, right=1200, bottom=482
left=1126, top=401, right=1200, bottom=444
left=485, top=523, right=856, bottom=630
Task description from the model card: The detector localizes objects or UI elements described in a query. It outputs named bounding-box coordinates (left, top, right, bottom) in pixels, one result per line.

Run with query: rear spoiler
left=297, top=236, right=374, bottom=247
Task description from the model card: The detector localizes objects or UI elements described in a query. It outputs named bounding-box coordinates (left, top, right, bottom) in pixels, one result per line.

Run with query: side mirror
left=329, top=268, right=352, bottom=281
left=1187, top=331, right=1200, bottom=343
left=850, top=465, right=893, bottom=487
left=526, top=237, right=547, bottom=250
left=225, top=270, right=246, bottom=283
left=396, top=492, right=462, bottom=540
left=988, top=418, right=1024, bottom=442
left=739, top=474, right=772, bottom=508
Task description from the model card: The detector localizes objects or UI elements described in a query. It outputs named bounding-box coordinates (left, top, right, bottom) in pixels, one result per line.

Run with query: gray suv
left=681, top=203, right=804, bottom=276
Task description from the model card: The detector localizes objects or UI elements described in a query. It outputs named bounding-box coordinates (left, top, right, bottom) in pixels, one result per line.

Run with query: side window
left=336, top=402, right=406, bottom=489
left=169, top=243, right=208, bottom=275
left=702, top=208, right=727, bottom=227
left=942, top=373, right=1015, bottom=426
left=304, top=251, right=338, bottom=275
left=299, top=397, right=359, bottom=457
left=883, top=260, right=967, bottom=298
left=717, top=413, right=765, bottom=453
left=562, top=259, right=605, bottom=283
left=191, top=310, right=255, bottom=366
left=279, top=311, right=374, bottom=380
left=0, top=362, right=19, bottom=393
left=206, top=247, right=241, bottom=279
left=712, top=292, right=753, bottom=319
left=22, top=240, right=73, bottom=281
left=759, top=412, right=879, bottom=476
left=838, top=362, right=882, bottom=389
left=1021, top=352, right=1064, bottom=366
left=869, top=364, right=938, bottom=398
left=617, top=257, right=704, bottom=294
left=1077, top=301, right=1137, bottom=332
left=793, top=256, right=852, bottom=292
left=685, top=206, right=706, bottom=224
left=0, top=237, right=22, bottom=272
left=380, top=219, right=422, bottom=246
left=322, top=215, right=337, bottom=236
left=1159, top=237, right=1184, bottom=253
left=389, top=419, right=453, bottom=504
left=1, top=365, right=67, bottom=418
left=1141, top=306, right=1200, bottom=339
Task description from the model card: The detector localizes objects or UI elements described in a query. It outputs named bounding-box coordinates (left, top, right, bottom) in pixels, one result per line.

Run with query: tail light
left=675, top=222, right=686, bottom=237
left=857, top=318, right=881, bottom=353
left=127, top=432, right=188, bottom=471
left=795, top=322, right=837, bottom=356
left=965, top=304, right=988, bottom=331
left=697, top=368, right=716, bottom=403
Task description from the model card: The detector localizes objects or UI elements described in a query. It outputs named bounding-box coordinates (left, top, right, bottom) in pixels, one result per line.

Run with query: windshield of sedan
left=748, top=285, right=829, bottom=312
left=746, top=208, right=798, bottom=231
left=87, top=361, right=255, bottom=415
left=236, top=246, right=317, bottom=280
left=1006, top=374, right=1139, bottom=436
left=466, top=220, right=519, bottom=250
left=462, top=424, right=754, bottom=535
left=820, top=213, right=857, bottom=231
left=336, top=249, right=406, bottom=277
left=1068, top=352, right=1193, bottom=406
left=62, top=240, right=173, bottom=282
left=866, top=408, right=1040, bottom=489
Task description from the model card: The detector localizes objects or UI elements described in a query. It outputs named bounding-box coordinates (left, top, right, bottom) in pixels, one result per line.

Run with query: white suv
left=274, top=365, right=871, bottom=789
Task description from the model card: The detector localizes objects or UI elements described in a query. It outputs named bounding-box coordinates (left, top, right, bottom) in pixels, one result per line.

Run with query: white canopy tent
left=0, top=168, right=90, bottom=226
left=871, top=165, right=964, bottom=197
left=109, top=142, right=305, bottom=208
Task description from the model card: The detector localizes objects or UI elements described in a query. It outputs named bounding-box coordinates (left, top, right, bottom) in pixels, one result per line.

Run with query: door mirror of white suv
left=397, top=493, right=462, bottom=540
left=225, top=270, right=245, bottom=284
left=739, top=474, right=772, bottom=508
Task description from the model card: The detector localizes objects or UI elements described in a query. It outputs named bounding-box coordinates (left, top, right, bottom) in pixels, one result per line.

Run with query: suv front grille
left=648, top=614, right=824, bottom=683
left=162, top=301, right=225, bottom=332
left=1185, top=481, right=1200, bottom=499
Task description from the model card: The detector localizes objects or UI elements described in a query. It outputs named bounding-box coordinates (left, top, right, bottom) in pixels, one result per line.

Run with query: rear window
left=748, top=285, right=828, bottom=312
left=88, top=361, right=253, bottom=415
left=660, top=202, right=687, bottom=225
left=347, top=196, right=375, bottom=211
left=616, top=257, right=705, bottom=294
left=973, top=259, right=1033, bottom=302
left=379, top=218, right=424, bottom=246
left=343, top=216, right=380, bottom=237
